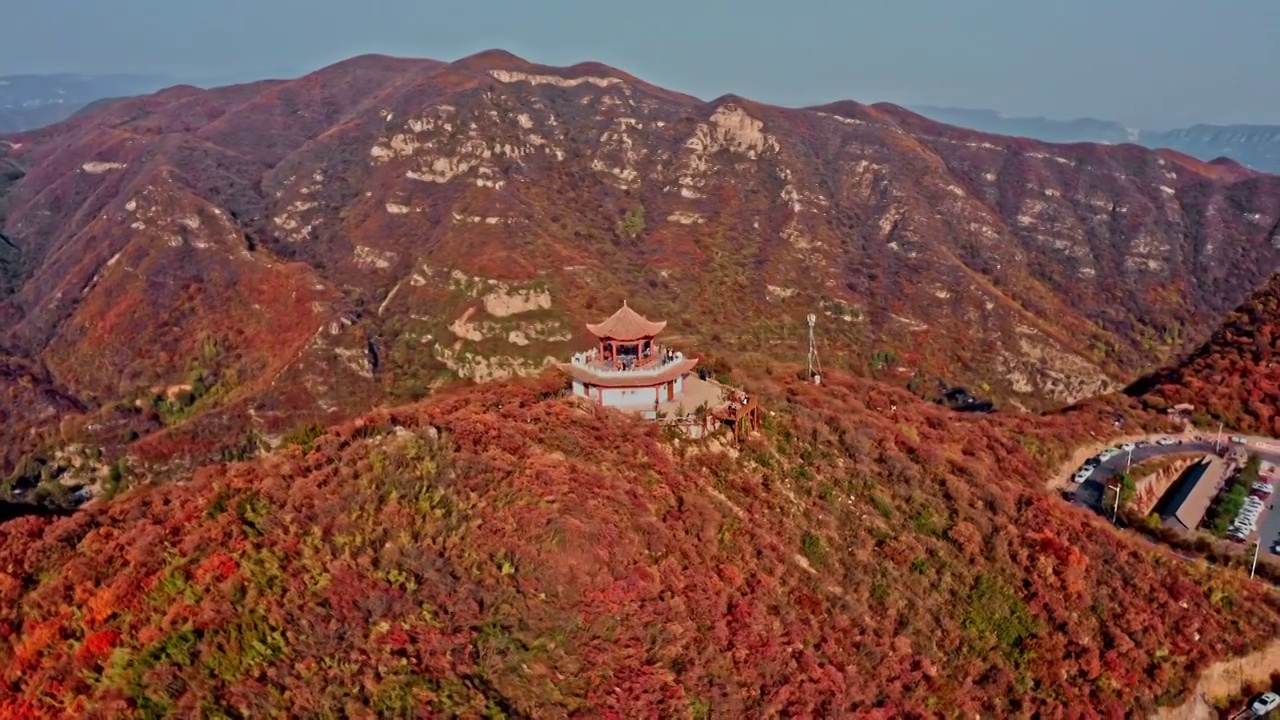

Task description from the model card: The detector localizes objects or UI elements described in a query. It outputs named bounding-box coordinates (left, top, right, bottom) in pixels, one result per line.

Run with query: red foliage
left=75, top=630, right=120, bottom=662
left=0, top=373, right=1271, bottom=716
left=1134, top=273, right=1280, bottom=434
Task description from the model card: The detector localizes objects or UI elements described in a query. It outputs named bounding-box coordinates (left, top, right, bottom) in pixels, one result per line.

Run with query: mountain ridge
left=2, top=50, right=1280, bottom=473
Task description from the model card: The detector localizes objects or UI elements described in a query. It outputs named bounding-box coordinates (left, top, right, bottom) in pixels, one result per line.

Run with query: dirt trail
left=1150, top=639, right=1280, bottom=719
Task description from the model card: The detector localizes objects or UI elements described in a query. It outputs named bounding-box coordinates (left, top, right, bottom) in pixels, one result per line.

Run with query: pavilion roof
left=585, top=301, right=667, bottom=341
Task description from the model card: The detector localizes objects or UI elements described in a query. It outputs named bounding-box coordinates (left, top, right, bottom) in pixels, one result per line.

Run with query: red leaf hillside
left=0, top=372, right=1275, bottom=717
left=1131, top=272, right=1280, bottom=434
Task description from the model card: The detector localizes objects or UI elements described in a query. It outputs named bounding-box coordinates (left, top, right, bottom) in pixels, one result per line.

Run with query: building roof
left=1158, top=456, right=1225, bottom=531
left=585, top=301, right=667, bottom=341
left=557, top=358, right=698, bottom=388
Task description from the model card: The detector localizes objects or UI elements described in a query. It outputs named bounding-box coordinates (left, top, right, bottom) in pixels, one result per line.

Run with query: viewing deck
left=559, top=347, right=698, bottom=387
left=713, top=391, right=759, bottom=422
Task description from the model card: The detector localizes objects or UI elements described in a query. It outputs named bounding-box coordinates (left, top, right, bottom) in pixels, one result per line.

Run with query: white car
left=1156, top=437, right=1179, bottom=446
left=1099, top=449, right=1120, bottom=461
left=1250, top=692, right=1279, bottom=716
left=1231, top=436, right=1247, bottom=444
left=1120, top=442, right=1136, bottom=452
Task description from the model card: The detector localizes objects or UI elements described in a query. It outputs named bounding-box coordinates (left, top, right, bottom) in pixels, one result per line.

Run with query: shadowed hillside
left=1131, top=272, right=1280, bottom=434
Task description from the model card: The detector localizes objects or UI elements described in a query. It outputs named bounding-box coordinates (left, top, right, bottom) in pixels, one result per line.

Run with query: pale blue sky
left=4, top=0, right=1277, bottom=129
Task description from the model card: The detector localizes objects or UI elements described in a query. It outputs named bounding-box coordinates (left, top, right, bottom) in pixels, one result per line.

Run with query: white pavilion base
left=570, top=374, right=690, bottom=409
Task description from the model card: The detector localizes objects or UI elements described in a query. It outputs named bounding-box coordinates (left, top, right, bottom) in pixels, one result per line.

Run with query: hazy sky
left=5, top=0, right=1278, bottom=129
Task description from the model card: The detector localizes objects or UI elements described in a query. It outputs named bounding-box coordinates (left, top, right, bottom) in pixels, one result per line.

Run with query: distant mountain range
left=0, top=73, right=177, bottom=132
left=914, top=105, right=1280, bottom=174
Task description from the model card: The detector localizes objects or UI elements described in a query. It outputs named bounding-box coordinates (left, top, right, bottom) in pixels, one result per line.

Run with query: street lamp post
left=1125, top=446, right=1133, bottom=473
left=1214, top=421, right=1224, bottom=453
left=1108, top=482, right=1121, bottom=525
left=1251, top=539, right=1261, bottom=580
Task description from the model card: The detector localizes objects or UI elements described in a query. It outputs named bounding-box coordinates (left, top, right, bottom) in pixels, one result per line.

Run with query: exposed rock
left=81, top=161, right=126, bottom=174
left=483, top=286, right=552, bottom=317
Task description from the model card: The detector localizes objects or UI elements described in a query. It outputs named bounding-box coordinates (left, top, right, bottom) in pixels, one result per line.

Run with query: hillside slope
left=0, top=372, right=1276, bottom=717
left=1131, top=272, right=1280, bottom=434
left=3, top=51, right=1280, bottom=471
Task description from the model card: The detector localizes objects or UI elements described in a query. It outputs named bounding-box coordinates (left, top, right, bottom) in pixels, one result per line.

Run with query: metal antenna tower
left=806, top=313, right=822, bottom=384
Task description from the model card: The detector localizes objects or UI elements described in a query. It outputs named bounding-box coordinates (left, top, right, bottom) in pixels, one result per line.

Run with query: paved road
left=1070, top=434, right=1280, bottom=557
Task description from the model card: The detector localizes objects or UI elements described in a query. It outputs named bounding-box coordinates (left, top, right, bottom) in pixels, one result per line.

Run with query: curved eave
left=584, top=319, right=668, bottom=342
left=557, top=358, right=698, bottom=388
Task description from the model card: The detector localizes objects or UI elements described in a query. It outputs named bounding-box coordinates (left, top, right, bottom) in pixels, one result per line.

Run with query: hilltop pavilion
left=558, top=301, right=701, bottom=412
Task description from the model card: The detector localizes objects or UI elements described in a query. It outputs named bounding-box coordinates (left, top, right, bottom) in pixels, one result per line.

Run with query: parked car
left=1231, top=436, right=1247, bottom=444
left=1249, top=692, right=1279, bottom=716
left=1120, top=442, right=1136, bottom=452
left=1156, top=437, right=1179, bottom=446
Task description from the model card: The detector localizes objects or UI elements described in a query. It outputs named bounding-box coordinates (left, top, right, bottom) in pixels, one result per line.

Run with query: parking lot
left=1071, top=437, right=1218, bottom=513
left=1069, top=436, right=1280, bottom=558
left=1256, top=463, right=1280, bottom=557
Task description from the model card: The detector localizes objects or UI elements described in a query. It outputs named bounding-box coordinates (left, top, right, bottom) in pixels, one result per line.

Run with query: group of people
left=604, top=346, right=679, bottom=371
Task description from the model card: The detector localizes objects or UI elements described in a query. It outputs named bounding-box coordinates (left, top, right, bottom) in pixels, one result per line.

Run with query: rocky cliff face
left=3, top=50, right=1280, bottom=466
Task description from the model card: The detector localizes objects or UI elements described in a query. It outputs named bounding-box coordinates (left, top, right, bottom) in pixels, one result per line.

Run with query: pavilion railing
left=568, top=348, right=687, bottom=378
